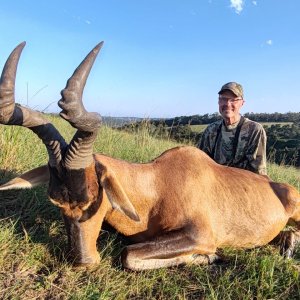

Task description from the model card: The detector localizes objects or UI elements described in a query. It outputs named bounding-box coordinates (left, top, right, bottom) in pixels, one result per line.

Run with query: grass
left=260, top=122, right=294, bottom=127
left=0, top=116, right=299, bottom=299
left=190, top=124, right=208, bottom=133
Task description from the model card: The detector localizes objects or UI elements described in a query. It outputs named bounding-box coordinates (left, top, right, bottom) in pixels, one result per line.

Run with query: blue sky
left=0, top=0, right=299, bottom=118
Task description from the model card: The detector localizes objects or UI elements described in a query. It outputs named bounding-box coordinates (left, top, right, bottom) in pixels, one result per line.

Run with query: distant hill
left=47, top=113, right=143, bottom=127
left=101, top=116, right=143, bottom=127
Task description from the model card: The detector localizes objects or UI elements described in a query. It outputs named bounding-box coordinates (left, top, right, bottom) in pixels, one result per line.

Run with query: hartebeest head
left=0, top=42, right=139, bottom=265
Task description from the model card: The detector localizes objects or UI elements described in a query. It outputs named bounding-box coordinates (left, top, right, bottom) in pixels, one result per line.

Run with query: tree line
left=150, top=112, right=300, bottom=126
left=118, top=112, right=300, bottom=167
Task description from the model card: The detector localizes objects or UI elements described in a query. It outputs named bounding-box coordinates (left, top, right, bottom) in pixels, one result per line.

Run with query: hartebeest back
left=0, top=42, right=300, bottom=270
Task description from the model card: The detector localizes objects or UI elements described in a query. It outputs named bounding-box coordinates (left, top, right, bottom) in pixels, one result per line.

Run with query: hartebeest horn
left=0, top=42, right=26, bottom=123
left=0, top=42, right=67, bottom=169
left=59, top=42, right=103, bottom=169
left=58, top=42, right=103, bottom=132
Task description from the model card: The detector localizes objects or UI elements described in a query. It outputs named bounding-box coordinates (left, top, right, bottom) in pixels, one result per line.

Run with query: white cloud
left=266, top=39, right=273, bottom=45
left=252, top=1, right=257, bottom=5
left=85, top=20, right=91, bottom=25
left=230, top=0, right=244, bottom=14
left=261, top=40, right=273, bottom=47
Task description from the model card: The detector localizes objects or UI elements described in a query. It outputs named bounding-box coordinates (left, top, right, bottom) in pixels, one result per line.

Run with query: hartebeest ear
left=100, top=169, right=140, bottom=222
left=0, top=165, right=49, bottom=190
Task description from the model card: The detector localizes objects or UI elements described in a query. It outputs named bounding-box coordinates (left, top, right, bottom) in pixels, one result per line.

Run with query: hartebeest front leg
left=121, top=228, right=218, bottom=271
left=278, top=230, right=300, bottom=258
left=274, top=220, right=300, bottom=258
left=269, top=182, right=300, bottom=258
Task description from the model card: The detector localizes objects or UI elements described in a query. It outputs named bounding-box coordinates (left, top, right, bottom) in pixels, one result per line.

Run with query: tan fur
left=0, top=165, right=49, bottom=190
left=96, top=147, right=298, bottom=246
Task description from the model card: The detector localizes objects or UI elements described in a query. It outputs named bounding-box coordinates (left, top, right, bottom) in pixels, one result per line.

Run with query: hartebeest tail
left=0, top=42, right=299, bottom=270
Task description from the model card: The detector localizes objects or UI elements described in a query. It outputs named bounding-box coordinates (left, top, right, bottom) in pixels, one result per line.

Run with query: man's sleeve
left=197, top=127, right=213, bottom=157
left=246, top=125, right=267, bottom=175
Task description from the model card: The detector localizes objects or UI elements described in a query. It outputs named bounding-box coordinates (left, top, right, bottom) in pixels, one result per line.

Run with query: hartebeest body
left=0, top=42, right=300, bottom=270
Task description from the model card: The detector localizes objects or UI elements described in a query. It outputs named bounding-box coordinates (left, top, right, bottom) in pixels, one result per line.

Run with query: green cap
left=218, top=82, right=244, bottom=98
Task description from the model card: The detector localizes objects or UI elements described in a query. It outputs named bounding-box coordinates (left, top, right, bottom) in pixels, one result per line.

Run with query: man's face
left=218, top=90, right=244, bottom=121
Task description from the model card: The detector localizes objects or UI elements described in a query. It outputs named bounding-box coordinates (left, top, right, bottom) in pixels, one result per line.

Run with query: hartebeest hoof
left=72, top=254, right=101, bottom=269
left=277, top=230, right=300, bottom=258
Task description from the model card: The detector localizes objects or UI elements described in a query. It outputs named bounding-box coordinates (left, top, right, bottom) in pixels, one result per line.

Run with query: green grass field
left=190, top=124, right=208, bottom=133
left=0, top=117, right=299, bottom=299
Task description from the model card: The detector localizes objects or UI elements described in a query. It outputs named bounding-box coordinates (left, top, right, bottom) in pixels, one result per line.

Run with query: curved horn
left=59, top=42, right=104, bottom=170
left=0, top=42, right=67, bottom=169
left=0, top=42, right=26, bottom=124
left=58, top=42, right=103, bottom=132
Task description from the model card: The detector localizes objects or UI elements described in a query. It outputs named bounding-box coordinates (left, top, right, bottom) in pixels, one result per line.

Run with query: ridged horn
left=0, top=42, right=26, bottom=124
left=61, top=42, right=104, bottom=170
left=58, top=42, right=103, bottom=132
left=0, top=41, right=67, bottom=169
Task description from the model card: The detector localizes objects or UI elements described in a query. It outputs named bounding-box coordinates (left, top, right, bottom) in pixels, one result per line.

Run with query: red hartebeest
left=0, top=42, right=299, bottom=270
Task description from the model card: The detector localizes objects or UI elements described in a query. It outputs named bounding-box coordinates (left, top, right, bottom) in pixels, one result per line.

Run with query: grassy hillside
left=0, top=117, right=299, bottom=299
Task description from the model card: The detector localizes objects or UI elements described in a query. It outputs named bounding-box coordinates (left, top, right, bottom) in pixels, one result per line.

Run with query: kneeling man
left=197, top=82, right=267, bottom=175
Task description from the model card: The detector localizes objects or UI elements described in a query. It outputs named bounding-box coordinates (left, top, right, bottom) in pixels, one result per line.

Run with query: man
left=197, top=82, right=267, bottom=175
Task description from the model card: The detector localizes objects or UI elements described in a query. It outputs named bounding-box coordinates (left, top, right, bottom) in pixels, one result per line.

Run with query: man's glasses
left=218, top=96, right=243, bottom=104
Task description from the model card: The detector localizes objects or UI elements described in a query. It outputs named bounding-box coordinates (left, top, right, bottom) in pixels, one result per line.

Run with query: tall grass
left=0, top=117, right=299, bottom=299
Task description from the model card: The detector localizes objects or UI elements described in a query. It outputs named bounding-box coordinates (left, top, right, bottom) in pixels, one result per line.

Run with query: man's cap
left=218, top=82, right=244, bottom=98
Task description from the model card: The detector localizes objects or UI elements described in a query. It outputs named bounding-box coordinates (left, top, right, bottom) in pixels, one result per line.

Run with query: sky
left=0, top=0, right=299, bottom=118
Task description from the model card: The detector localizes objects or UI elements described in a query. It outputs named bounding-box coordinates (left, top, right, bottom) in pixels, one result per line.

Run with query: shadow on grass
left=0, top=169, right=127, bottom=269
left=0, top=169, right=67, bottom=257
